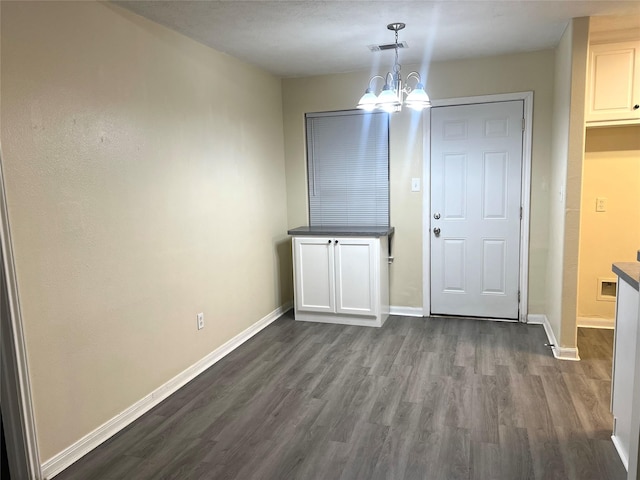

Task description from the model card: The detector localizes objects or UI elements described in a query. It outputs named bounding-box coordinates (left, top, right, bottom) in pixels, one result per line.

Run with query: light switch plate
left=596, top=197, right=607, bottom=212
left=411, top=178, right=421, bottom=192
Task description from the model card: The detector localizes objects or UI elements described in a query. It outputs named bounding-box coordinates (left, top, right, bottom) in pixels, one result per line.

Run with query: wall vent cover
left=596, top=277, right=617, bottom=302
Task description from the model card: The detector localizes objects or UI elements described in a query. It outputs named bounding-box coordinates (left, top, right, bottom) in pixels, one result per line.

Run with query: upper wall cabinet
left=586, top=41, right=640, bottom=126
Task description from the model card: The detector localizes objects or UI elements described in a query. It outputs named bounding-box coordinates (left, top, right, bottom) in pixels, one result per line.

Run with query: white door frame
left=0, top=156, right=43, bottom=479
left=422, top=91, right=533, bottom=322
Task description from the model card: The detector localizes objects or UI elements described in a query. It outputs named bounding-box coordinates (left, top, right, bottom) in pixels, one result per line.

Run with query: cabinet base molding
left=294, top=311, right=388, bottom=328
left=587, top=119, right=640, bottom=128
left=389, top=306, right=424, bottom=317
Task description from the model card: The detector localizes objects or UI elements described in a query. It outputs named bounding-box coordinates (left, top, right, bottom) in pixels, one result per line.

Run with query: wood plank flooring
left=54, top=315, right=626, bottom=480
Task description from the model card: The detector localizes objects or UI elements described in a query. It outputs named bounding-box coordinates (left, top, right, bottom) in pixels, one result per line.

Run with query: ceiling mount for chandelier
left=357, top=23, right=431, bottom=113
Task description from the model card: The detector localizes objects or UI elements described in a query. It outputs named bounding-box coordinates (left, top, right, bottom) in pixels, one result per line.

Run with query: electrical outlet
left=596, top=197, right=607, bottom=212
left=196, top=312, right=204, bottom=330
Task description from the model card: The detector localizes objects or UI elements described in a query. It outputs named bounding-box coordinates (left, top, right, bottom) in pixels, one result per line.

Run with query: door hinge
left=520, top=206, right=523, bottom=219
left=522, top=118, right=525, bottom=131
left=518, top=290, right=521, bottom=303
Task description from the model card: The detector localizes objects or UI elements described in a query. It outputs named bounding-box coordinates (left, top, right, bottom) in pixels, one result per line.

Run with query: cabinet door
left=334, top=238, right=378, bottom=316
left=293, top=237, right=335, bottom=313
left=586, top=42, right=640, bottom=123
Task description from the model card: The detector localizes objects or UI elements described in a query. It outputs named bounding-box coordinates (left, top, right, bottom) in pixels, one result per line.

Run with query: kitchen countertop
left=287, top=225, right=395, bottom=237
left=613, top=262, right=640, bottom=292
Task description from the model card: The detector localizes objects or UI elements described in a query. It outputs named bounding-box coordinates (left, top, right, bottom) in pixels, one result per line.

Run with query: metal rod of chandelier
left=357, top=23, right=431, bottom=113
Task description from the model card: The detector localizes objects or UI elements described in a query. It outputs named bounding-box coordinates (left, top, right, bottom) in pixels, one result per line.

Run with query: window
left=305, top=110, right=389, bottom=227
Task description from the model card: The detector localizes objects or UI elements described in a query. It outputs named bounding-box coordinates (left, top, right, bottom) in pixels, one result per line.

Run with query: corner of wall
left=560, top=16, right=590, bottom=349
left=546, top=16, right=590, bottom=350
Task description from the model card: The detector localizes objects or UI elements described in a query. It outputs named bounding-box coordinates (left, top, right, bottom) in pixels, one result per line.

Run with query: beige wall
left=578, top=126, right=640, bottom=322
left=1, top=1, right=290, bottom=461
left=546, top=18, right=589, bottom=349
left=283, top=50, right=555, bottom=312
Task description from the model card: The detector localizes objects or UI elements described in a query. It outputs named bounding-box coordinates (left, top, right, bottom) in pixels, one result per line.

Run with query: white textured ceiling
left=114, top=1, right=640, bottom=78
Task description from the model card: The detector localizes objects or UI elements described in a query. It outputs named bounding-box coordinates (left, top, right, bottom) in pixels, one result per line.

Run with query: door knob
left=433, top=213, right=441, bottom=220
left=433, top=227, right=441, bottom=236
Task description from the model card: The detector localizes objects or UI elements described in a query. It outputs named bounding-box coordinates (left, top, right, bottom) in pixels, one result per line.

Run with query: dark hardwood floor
left=54, top=315, right=625, bottom=480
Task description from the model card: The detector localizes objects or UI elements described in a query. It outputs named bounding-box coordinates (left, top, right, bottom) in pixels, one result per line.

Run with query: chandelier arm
left=385, top=72, right=395, bottom=86
left=403, top=72, right=423, bottom=93
left=406, top=71, right=422, bottom=83
left=367, top=75, right=386, bottom=90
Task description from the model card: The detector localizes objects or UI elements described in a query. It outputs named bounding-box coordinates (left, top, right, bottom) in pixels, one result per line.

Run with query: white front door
left=430, top=101, right=523, bottom=319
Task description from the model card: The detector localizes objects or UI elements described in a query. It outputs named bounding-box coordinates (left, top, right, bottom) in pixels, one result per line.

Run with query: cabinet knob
left=334, top=240, right=339, bottom=244
left=634, top=104, right=639, bottom=110
left=327, top=239, right=331, bottom=244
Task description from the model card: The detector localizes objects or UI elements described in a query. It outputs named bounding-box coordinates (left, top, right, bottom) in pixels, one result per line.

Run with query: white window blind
left=306, top=110, right=389, bottom=227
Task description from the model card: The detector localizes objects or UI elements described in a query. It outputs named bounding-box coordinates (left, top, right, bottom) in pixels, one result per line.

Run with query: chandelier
left=357, top=23, right=431, bottom=113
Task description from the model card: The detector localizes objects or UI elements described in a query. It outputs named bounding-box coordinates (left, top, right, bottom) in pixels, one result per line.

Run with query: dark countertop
left=287, top=225, right=395, bottom=237
left=613, top=262, right=640, bottom=292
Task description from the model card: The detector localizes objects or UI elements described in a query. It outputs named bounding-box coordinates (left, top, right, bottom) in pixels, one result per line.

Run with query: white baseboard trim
left=577, top=316, right=615, bottom=329
left=41, top=302, right=292, bottom=479
left=611, top=434, right=629, bottom=471
left=527, top=314, right=580, bottom=361
left=389, top=306, right=424, bottom=317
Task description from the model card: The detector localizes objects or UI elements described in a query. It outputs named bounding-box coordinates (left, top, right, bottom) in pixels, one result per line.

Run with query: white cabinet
left=586, top=41, right=640, bottom=125
left=610, top=268, right=640, bottom=473
left=292, top=236, right=389, bottom=327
